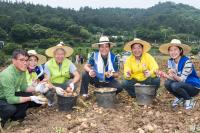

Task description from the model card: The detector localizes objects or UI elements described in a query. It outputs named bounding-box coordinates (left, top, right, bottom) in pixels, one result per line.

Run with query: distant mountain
left=0, top=1, right=200, bottom=45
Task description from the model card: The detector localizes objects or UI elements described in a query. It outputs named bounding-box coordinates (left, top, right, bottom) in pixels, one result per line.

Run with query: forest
left=0, top=0, right=200, bottom=64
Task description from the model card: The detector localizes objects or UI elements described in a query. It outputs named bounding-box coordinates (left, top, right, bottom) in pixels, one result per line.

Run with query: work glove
left=30, top=96, right=46, bottom=104
left=35, top=83, right=49, bottom=93
left=55, top=87, right=65, bottom=96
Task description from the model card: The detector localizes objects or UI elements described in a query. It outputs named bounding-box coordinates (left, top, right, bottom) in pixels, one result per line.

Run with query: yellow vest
left=26, top=71, right=37, bottom=86
left=46, top=58, right=71, bottom=84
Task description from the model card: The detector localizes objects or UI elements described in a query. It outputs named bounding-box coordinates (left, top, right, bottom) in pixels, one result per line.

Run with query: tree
left=10, top=24, right=33, bottom=42
left=79, top=27, right=91, bottom=39
left=3, top=43, right=22, bottom=55
left=0, top=15, right=13, bottom=32
left=67, top=25, right=80, bottom=36
left=32, top=24, right=50, bottom=39
left=0, top=27, right=7, bottom=40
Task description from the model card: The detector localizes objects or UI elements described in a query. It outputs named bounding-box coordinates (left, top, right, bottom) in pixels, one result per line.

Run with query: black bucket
left=135, top=85, right=156, bottom=105
left=57, top=95, right=77, bottom=112
left=94, top=88, right=117, bottom=108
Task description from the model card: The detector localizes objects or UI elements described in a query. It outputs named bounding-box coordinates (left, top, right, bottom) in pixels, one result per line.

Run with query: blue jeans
left=164, top=79, right=199, bottom=100
left=122, top=77, right=160, bottom=97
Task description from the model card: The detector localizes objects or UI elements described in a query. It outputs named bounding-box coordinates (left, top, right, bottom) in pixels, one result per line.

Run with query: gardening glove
left=69, top=83, right=74, bottom=91
left=55, top=87, right=64, bottom=96
left=30, top=96, right=46, bottom=104
left=35, top=83, right=49, bottom=94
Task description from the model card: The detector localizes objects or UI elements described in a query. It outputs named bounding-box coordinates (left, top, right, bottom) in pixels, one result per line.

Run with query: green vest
left=47, top=58, right=71, bottom=84
left=26, top=71, right=37, bottom=86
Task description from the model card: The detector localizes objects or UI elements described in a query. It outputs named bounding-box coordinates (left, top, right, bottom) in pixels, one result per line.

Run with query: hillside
left=0, top=0, right=199, bottom=58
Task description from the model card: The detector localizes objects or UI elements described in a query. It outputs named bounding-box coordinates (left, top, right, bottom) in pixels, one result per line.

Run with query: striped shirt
left=168, top=59, right=193, bottom=82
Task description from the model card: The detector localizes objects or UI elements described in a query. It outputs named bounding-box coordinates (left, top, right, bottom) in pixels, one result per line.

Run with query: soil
left=2, top=62, right=200, bottom=133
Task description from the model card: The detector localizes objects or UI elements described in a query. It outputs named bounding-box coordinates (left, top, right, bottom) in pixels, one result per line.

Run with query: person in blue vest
left=159, top=39, right=200, bottom=109
left=80, top=36, right=122, bottom=99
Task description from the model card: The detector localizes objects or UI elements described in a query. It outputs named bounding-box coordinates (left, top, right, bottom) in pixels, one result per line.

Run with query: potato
left=37, top=95, right=48, bottom=102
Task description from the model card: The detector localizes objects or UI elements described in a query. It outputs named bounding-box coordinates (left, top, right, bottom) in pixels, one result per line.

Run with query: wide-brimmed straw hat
left=45, top=42, right=74, bottom=57
left=159, top=39, right=191, bottom=55
left=28, top=50, right=47, bottom=65
left=124, top=38, right=151, bottom=53
left=92, top=36, right=116, bottom=48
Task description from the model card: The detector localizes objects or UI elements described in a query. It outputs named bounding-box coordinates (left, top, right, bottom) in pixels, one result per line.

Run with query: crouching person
left=80, top=36, right=123, bottom=99
left=44, top=42, right=80, bottom=105
left=0, top=50, right=48, bottom=127
left=26, top=50, right=47, bottom=86
left=159, top=39, right=200, bottom=109
left=122, top=38, right=160, bottom=98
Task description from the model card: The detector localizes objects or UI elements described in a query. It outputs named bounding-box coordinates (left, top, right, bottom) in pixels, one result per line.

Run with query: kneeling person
left=122, top=38, right=160, bottom=98
left=80, top=36, right=123, bottom=98
left=44, top=42, right=80, bottom=103
left=0, top=50, right=47, bottom=127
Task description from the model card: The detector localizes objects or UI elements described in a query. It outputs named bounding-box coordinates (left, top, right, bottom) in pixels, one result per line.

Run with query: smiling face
left=99, top=43, right=110, bottom=57
left=168, top=46, right=182, bottom=60
left=12, top=54, right=28, bottom=72
left=131, top=43, right=143, bottom=58
left=28, top=55, right=38, bottom=70
left=54, top=48, right=66, bottom=64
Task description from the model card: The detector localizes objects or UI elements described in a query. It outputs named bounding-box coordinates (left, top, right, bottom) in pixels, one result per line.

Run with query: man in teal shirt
left=0, top=50, right=47, bottom=127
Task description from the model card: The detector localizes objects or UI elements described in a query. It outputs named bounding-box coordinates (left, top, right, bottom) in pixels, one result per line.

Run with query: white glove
left=30, top=96, right=46, bottom=104
left=35, top=83, right=48, bottom=93
left=55, top=87, right=64, bottom=96
left=69, top=83, right=74, bottom=91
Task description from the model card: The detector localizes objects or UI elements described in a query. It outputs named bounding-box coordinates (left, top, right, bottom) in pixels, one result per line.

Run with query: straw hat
left=28, top=50, right=47, bottom=65
left=124, top=38, right=151, bottom=53
left=159, top=39, right=191, bottom=55
left=92, top=36, right=116, bottom=48
left=45, top=42, right=74, bottom=57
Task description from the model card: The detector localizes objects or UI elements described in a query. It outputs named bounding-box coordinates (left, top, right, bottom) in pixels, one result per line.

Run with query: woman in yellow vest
left=122, top=38, right=160, bottom=97
left=44, top=42, right=80, bottom=101
left=26, top=50, right=47, bottom=86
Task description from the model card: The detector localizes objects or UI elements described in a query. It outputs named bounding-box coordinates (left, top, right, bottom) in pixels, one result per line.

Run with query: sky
left=11, top=0, right=200, bottom=10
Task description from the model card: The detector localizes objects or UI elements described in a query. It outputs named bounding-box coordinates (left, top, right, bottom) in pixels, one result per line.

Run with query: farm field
left=2, top=57, right=200, bottom=133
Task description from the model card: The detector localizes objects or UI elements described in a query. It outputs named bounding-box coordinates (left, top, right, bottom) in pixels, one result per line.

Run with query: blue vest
left=93, top=52, right=117, bottom=82
left=177, top=56, right=200, bottom=88
left=35, top=65, right=45, bottom=81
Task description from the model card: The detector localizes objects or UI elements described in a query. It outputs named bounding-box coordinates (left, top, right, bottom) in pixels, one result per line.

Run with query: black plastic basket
left=57, top=95, right=77, bottom=112
left=94, top=88, right=117, bottom=108
left=135, top=85, right=156, bottom=105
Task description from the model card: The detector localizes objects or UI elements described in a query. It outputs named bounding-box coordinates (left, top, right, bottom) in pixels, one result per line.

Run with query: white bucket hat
left=92, top=36, right=116, bottom=48
left=28, top=50, right=47, bottom=65
left=159, top=39, right=191, bottom=55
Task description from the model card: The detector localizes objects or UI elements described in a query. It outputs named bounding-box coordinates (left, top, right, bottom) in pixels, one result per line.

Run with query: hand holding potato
left=105, top=71, right=113, bottom=78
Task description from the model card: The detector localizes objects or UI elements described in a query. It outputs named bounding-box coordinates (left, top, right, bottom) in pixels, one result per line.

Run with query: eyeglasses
left=16, top=58, right=28, bottom=63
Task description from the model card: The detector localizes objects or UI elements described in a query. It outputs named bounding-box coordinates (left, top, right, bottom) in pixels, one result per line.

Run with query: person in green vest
left=26, top=50, right=47, bottom=86
left=0, top=50, right=48, bottom=127
left=44, top=42, right=80, bottom=105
